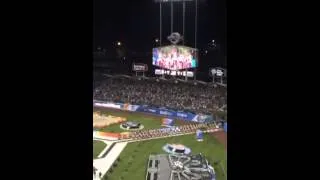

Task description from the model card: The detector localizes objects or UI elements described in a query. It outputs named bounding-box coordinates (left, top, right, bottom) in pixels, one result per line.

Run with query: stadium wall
left=93, top=100, right=215, bottom=123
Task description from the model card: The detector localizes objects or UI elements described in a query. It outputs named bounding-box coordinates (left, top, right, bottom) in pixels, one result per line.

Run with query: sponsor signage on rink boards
left=132, top=63, right=148, bottom=72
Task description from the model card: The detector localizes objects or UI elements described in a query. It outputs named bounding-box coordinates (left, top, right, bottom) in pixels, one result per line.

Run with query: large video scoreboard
left=152, top=45, right=198, bottom=71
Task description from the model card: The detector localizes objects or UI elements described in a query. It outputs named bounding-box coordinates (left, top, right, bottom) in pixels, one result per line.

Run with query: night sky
left=94, top=0, right=226, bottom=69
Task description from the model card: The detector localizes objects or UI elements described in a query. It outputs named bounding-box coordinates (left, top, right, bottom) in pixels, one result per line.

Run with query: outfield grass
left=93, top=140, right=107, bottom=158
left=103, top=134, right=227, bottom=180
left=93, top=108, right=164, bottom=133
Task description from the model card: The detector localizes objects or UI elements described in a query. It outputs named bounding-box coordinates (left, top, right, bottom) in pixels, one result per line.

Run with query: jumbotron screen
left=152, top=45, right=198, bottom=70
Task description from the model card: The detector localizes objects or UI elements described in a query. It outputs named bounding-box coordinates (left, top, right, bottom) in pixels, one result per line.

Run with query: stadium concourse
left=93, top=74, right=227, bottom=116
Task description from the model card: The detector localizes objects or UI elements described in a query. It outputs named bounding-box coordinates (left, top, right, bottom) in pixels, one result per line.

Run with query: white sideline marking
left=97, top=141, right=114, bottom=159
left=93, top=142, right=128, bottom=180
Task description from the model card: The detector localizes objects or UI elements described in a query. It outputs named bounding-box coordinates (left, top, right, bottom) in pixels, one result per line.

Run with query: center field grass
left=103, top=134, right=227, bottom=180
left=93, top=140, right=107, bottom=158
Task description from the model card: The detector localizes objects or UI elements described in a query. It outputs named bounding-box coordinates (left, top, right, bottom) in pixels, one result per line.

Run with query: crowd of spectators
left=93, top=76, right=227, bottom=115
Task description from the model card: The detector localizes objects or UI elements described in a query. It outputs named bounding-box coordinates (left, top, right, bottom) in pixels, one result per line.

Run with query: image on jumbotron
left=93, top=0, right=226, bottom=180
left=152, top=45, right=198, bottom=70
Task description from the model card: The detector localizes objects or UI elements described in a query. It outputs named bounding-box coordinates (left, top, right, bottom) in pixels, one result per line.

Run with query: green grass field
left=93, top=108, right=164, bottom=133
left=103, top=134, right=226, bottom=180
left=93, top=140, right=107, bottom=158
left=93, top=108, right=227, bottom=180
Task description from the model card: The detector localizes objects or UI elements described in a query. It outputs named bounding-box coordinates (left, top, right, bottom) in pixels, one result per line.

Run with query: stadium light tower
left=154, top=0, right=197, bottom=47
left=154, top=0, right=198, bottom=81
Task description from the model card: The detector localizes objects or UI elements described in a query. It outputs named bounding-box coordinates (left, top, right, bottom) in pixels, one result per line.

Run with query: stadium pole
left=195, top=0, right=198, bottom=49
left=171, top=1, right=173, bottom=33
left=183, top=1, right=185, bottom=45
left=194, top=0, right=198, bottom=81
left=160, top=2, right=164, bottom=78
left=160, top=2, right=162, bottom=46
left=171, top=1, right=174, bottom=81
left=183, top=1, right=187, bottom=81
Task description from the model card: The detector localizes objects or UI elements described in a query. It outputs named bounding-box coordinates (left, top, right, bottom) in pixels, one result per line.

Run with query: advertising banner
left=135, top=105, right=211, bottom=122
left=123, top=103, right=140, bottom=111
left=132, top=63, right=148, bottom=72
left=94, top=102, right=121, bottom=109
left=191, top=114, right=214, bottom=123
left=155, top=69, right=194, bottom=77
left=209, top=68, right=226, bottom=77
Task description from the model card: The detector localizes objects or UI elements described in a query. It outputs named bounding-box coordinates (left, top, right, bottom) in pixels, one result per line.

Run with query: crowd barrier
left=93, top=100, right=215, bottom=123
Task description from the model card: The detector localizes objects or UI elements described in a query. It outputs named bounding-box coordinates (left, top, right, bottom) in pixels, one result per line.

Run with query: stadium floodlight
left=155, top=38, right=159, bottom=43
left=211, top=40, right=217, bottom=47
left=117, top=41, right=121, bottom=46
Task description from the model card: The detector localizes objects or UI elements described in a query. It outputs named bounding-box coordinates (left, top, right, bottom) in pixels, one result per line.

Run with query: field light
left=117, top=41, right=121, bottom=46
